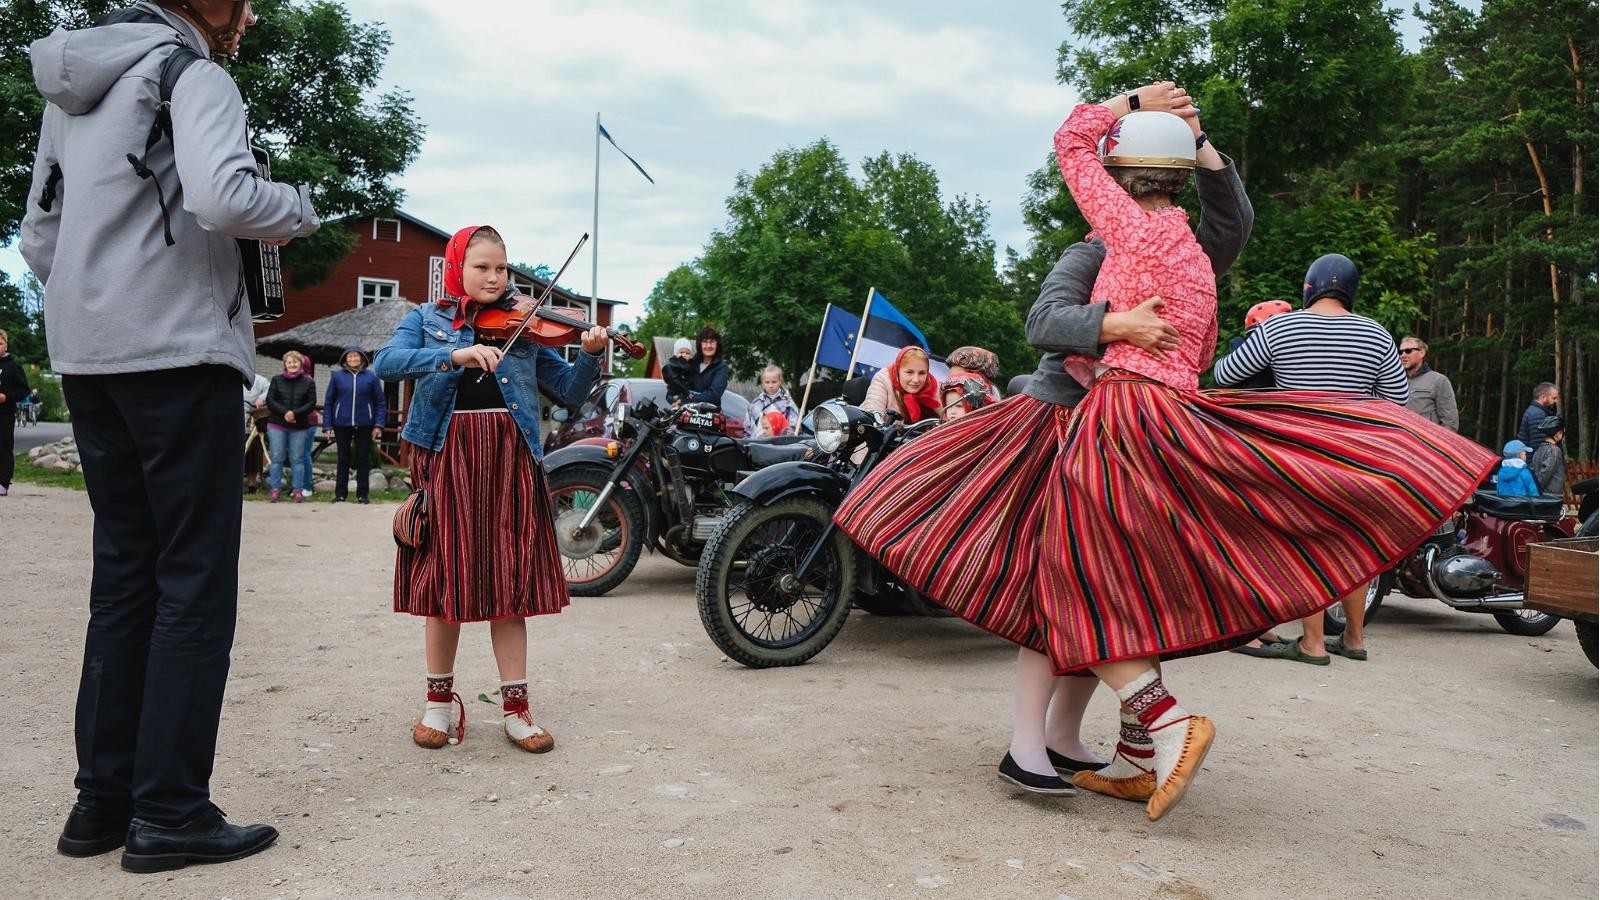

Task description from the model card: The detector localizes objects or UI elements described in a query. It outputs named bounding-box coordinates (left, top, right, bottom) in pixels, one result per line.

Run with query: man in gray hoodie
left=21, top=0, right=318, bottom=873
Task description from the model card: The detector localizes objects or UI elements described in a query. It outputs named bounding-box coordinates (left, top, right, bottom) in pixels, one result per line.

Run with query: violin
left=475, top=298, right=646, bottom=358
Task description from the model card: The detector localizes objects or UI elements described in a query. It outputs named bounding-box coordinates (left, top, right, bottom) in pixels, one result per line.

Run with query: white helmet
left=1098, top=111, right=1196, bottom=169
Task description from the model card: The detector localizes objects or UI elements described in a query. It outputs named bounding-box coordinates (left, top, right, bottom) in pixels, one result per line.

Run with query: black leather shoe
left=997, top=752, right=1075, bottom=795
left=1047, top=747, right=1107, bottom=775
left=57, top=803, right=132, bottom=857
left=121, top=806, right=278, bottom=874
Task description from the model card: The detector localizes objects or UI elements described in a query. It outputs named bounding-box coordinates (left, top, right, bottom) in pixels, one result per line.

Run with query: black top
left=454, top=369, right=507, bottom=410
left=266, top=372, right=316, bottom=429
left=0, top=354, right=29, bottom=412
left=454, top=340, right=510, bottom=410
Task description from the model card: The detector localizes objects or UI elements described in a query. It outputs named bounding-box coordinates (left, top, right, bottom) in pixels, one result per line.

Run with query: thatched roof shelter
left=255, top=299, right=418, bottom=366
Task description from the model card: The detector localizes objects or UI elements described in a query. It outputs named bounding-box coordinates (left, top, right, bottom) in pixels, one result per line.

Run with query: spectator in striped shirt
left=1211, top=253, right=1407, bottom=664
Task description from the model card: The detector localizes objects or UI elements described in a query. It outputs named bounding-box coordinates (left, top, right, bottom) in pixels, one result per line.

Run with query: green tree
left=0, top=0, right=421, bottom=287
left=0, top=269, right=46, bottom=364
left=636, top=140, right=1030, bottom=387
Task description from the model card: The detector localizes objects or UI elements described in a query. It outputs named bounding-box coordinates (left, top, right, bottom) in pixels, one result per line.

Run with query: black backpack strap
left=125, top=45, right=204, bottom=246
left=37, top=163, right=63, bottom=212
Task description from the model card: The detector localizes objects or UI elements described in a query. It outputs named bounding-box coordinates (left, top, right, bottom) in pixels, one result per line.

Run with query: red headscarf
left=891, top=346, right=941, bottom=423
left=438, top=224, right=488, bottom=329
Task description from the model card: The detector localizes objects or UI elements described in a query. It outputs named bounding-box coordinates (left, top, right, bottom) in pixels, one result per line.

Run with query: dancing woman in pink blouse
left=838, top=88, right=1495, bottom=822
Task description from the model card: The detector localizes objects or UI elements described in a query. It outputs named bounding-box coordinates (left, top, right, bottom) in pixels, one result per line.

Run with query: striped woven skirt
left=834, top=373, right=1498, bottom=674
left=395, top=409, right=570, bottom=623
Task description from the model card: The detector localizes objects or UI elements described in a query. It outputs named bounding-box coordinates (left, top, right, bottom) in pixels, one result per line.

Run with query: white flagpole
left=844, top=287, right=875, bottom=377
left=798, top=303, right=831, bottom=419
left=592, top=112, right=604, bottom=370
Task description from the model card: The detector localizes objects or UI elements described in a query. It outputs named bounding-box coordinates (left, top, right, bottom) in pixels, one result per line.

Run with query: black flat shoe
left=1047, top=747, right=1106, bottom=775
left=356, top=497, right=369, bottom=504
left=121, top=806, right=277, bottom=874
left=997, top=752, right=1076, bottom=795
left=57, top=802, right=132, bottom=857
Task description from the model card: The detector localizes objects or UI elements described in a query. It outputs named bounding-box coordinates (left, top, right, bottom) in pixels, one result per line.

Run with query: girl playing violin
left=374, top=225, right=607, bottom=754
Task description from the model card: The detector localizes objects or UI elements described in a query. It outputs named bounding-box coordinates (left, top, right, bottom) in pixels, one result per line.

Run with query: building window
left=373, top=218, right=401, bottom=242
left=358, top=277, right=399, bottom=307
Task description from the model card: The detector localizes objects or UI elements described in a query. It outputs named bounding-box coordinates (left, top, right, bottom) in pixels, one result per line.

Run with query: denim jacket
left=373, top=304, right=601, bottom=461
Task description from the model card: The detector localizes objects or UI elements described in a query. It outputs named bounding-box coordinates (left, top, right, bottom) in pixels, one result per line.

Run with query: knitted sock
left=1114, top=671, right=1191, bottom=787
left=1092, top=709, right=1156, bottom=781
left=422, top=672, right=463, bottom=743
left=501, top=681, right=545, bottom=741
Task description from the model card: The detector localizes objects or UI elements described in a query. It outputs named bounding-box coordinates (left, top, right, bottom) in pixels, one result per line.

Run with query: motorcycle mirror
left=551, top=407, right=570, bottom=423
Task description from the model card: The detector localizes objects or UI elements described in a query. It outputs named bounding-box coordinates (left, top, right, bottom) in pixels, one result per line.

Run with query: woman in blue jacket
left=682, top=325, right=730, bottom=405
left=322, top=345, right=388, bottom=503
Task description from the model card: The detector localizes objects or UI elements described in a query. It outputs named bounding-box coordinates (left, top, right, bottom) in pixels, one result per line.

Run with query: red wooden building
left=259, top=211, right=624, bottom=366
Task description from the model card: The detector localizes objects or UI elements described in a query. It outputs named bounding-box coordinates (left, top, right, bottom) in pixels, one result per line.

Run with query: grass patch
left=12, top=455, right=85, bottom=490
left=14, top=455, right=409, bottom=503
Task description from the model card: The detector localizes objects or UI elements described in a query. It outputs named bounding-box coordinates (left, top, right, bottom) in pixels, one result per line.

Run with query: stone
left=50, top=459, right=75, bottom=471
left=367, top=472, right=389, bottom=492
left=661, top=838, right=685, bottom=849
left=654, top=784, right=691, bottom=797
left=31, top=453, right=59, bottom=469
left=1540, top=812, right=1586, bottom=831
left=314, top=480, right=338, bottom=493
left=26, top=445, right=48, bottom=461
left=915, top=875, right=949, bottom=888
left=1120, top=861, right=1163, bottom=880
left=596, top=765, right=633, bottom=776
left=1007, top=859, right=1023, bottom=869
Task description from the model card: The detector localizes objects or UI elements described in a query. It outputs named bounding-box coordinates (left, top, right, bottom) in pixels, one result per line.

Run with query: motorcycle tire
left=1576, top=620, right=1599, bottom=668
left=1492, top=609, right=1562, bottom=637
left=548, top=465, right=647, bottom=598
left=1323, top=575, right=1389, bottom=636
left=696, top=497, right=855, bottom=668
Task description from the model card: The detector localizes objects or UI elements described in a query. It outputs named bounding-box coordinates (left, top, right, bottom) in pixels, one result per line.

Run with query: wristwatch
left=1126, top=92, right=1141, bottom=111
left=1195, top=131, right=1208, bottom=149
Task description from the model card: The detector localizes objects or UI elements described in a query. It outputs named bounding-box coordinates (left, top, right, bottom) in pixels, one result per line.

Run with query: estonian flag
left=815, top=290, right=947, bottom=381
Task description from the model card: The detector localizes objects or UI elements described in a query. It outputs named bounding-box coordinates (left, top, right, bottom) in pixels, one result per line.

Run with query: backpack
left=37, top=8, right=206, bottom=247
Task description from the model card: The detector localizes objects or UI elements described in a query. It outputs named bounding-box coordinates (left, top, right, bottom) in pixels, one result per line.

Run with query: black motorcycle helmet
left=1536, top=414, right=1565, bottom=440
left=1302, top=253, right=1360, bottom=309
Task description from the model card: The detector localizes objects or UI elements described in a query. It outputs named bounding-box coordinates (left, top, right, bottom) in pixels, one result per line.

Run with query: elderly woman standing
left=265, top=351, right=316, bottom=502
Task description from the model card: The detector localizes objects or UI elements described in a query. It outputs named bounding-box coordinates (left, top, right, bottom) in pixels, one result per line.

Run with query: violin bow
left=474, top=232, right=589, bottom=382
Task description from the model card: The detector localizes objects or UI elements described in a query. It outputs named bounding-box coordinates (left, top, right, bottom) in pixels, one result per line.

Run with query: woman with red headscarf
left=374, top=225, right=608, bottom=755
left=861, top=346, right=941, bottom=423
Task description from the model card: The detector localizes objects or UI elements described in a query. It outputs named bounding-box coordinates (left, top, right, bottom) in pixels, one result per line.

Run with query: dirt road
left=2, top=482, right=1594, bottom=899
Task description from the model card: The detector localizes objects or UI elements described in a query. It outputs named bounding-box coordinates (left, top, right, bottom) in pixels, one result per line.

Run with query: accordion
left=238, top=145, right=286, bottom=323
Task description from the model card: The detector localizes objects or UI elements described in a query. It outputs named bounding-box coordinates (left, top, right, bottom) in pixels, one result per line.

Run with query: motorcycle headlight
left=814, top=402, right=847, bottom=453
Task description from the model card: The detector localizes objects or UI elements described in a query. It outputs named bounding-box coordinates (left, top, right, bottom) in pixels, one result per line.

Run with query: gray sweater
left=1021, top=157, right=1253, bottom=406
left=21, top=3, right=319, bottom=383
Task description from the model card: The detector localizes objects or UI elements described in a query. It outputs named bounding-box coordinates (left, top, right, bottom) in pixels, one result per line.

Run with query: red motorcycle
left=1328, top=491, right=1577, bottom=637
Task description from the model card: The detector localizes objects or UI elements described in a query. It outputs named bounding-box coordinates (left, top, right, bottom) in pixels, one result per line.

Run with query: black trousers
left=332, top=426, right=373, bottom=499
left=63, top=366, right=243, bottom=826
left=0, top=405, right=14, bottom=486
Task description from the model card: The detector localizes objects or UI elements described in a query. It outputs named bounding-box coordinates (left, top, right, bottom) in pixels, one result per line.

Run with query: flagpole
left=592, top=112, right=604, bottom=370
left=798, top=303, right=831, bottom=419
left=844, top=287, right=875, bottom=377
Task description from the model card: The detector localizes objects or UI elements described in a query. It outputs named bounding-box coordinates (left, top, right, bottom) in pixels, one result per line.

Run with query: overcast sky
left=4, top=1, right=1428, bottom=326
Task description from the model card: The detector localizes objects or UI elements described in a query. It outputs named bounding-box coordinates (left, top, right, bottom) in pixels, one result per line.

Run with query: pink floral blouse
left=1055, top=103, right=1217, bottom=392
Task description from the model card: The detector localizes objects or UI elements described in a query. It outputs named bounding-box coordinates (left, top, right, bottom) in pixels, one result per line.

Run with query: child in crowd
left=374, top=225, right=608, bottom=755
left=941, top=345, right=1002, bottom=420
left=662, top=338, right=696, bottom=405
left=745, top=365, right=800, bottom=436
left=1529, top=416, right=1568, bottom=496
left=1222, top=300, right=1292, bottom=390
left=1495, top=440, right=1540, bottom=497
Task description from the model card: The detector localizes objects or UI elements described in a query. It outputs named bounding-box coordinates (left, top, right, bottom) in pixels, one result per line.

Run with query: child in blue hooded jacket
left=1495, top=440, right=1540, bottom=497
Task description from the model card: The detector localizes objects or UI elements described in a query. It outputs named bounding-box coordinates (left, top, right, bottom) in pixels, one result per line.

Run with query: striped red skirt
left=834, top=373, right=1497, bottom=674
left=395, top=409, right=570, bottom=623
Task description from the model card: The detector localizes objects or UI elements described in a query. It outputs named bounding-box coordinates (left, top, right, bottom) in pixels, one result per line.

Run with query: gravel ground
left=1, top=482, right=1595, bottom=899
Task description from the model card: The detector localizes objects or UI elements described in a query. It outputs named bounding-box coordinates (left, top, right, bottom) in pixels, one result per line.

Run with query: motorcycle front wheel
left=548, top=465, right=646, bottom=597
left=1323, top=575, right=1389, bottom=636
left=696, top=497, right=855, bottom=668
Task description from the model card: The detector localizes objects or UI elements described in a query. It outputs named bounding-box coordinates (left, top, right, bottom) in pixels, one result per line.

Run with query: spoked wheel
left=1493, top=608, right=1562, bottom=637
left=547, top=466, right=645, bottom=597
left=1325, top=574, right=1388, bottom=636
left=696, top=497, right=855, bottom=668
